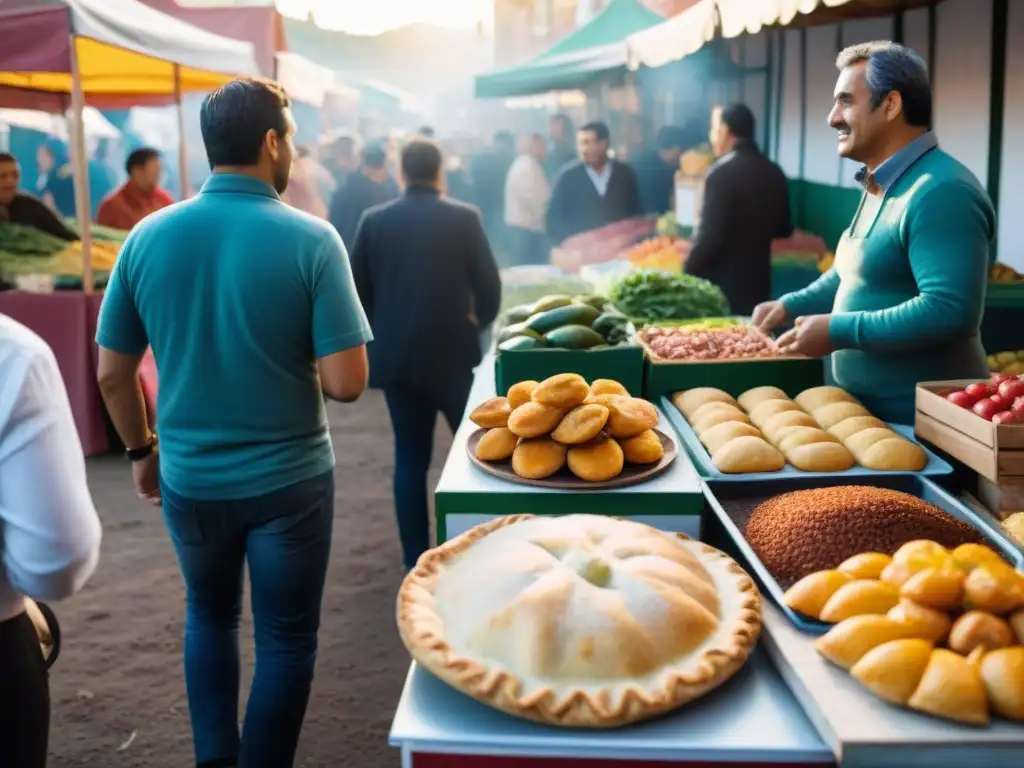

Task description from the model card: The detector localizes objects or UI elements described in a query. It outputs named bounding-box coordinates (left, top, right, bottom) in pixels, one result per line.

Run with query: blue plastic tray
left=661, top=396, right=952, bottom=481
left=703, top=475, right=1024, bottom=635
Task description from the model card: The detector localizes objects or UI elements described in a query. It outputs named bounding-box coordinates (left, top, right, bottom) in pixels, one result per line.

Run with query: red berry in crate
left=965, top=382, right=995, bottom=399
left=990, top=394, right=1012, bottom=411
left=993, top=411, right=1019, bottom=425
left=973, top=397, right=1004, bottom=421
left=1013, top=396, right=1024, bottom=416
left=998, top=379, right=1024, bottom=401
left=992, top=373, right=1013, bottom=386
left=947, top=390, right=977, bottom=409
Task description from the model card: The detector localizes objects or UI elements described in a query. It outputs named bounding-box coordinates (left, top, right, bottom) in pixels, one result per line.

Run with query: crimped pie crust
left=397, top=514, right=762, bottom=728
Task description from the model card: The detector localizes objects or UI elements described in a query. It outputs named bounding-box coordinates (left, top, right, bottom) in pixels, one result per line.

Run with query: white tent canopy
left=0, top=106, right=119, bottom=139
left=626, top=0, right=717, bottom=71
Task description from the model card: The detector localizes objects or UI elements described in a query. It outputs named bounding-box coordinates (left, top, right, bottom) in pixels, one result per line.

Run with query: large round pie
left=397, top=514, right=762, bottom=727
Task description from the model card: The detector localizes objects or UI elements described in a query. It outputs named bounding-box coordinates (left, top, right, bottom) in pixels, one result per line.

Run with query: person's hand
left=751, top=300, right=787, bottom=334
left=777, top=314, right=835, bottom=358
left=132, top=451, right=161, bottom=506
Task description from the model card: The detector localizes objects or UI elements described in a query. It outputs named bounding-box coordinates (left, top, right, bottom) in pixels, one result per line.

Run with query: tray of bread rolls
left=702, top=475, right=1023, bottom=635
left=664, top=384, right=952, bottom=480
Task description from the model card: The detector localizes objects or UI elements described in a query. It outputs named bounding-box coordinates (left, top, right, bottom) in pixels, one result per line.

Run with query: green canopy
left=475, top=0, right=664, bottom=99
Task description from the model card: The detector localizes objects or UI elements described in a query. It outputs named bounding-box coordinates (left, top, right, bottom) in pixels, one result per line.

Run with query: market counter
left=390, top=655, right=835, bottom=768
left=433, top=354, right=705, bottom=543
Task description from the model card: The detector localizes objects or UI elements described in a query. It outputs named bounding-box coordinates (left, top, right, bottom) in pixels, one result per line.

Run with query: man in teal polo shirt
left=755, top=41, right=994, bottom=423
left=95, top=78, right=371, bottom=768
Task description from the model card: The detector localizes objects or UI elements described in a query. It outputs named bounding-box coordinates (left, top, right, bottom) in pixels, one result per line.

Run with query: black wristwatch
left=125, top=434, right=157, bottom=462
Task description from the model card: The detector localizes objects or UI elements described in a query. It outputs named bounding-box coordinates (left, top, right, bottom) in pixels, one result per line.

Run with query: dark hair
left=0, top=152, right=15, bottom=165
left=580, top=121, right=610, bottom=143
left=401, top=139, right=443, bottom=185
left=362, top=142, right=388, bottom=170
left=417, top=125, right=435, bottom=138
left=836, top=41, right=931, bottom=128
left=655, top=126, right=685, bottom=152
left=126, top=147, right=160, bottom=175
left=720, top=104, right=755, bottom=141
left=200, top=77, right=291, bottom=167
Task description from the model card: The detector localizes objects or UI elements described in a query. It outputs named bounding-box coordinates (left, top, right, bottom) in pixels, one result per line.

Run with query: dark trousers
left=507, top=226, right=549, bottom=267
left=0, top=610, right=50, bottom=768
left=161, top=470, right=335, bottom=768
left=385, top=379, right=473, bottom=568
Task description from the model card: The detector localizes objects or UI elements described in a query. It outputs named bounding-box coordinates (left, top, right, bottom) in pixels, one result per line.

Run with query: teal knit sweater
left=781, top=148, right=995, bottom=423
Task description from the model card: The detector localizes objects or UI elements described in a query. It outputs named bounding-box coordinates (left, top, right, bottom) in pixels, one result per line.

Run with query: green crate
left=644, top=356, right=826, bottom=399
left=985, top=283, right=1024, bottom=309
left=494, top=343, right=645, bottom=396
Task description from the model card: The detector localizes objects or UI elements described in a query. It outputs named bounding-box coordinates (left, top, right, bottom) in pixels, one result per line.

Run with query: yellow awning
left=626, top=0, right=718, bottom=71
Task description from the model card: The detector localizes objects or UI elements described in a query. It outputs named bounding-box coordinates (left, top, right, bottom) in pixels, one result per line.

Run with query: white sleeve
left=0, top=349, right=102, bottom=601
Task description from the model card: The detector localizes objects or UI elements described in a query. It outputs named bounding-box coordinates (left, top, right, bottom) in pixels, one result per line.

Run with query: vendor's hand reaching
left=133, top=451, right=161, bottom=507
left=751, top=300, right=787, bottom=334
left=777, top=314, right=835, bottom=358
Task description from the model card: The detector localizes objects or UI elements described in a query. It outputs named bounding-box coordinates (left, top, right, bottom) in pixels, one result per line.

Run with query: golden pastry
left=795, top=385, right=858, bottom=413
left=589, top=379, right=628, bottom=397
left=601, top=396, right=660, bottom=439
left=551, top=404, right=610, bottom=445
left=691, top=403, right=751, bottom=434
left=567, top=435, right=624, bottom=481
left=699, top=421, right=762, bottom=455
left=819, top=580, right=900, bottom=623
left=712, top=436, right=784, bottom=474
left=532, top=373, right=590, bottom=409
left=1011, top=609, right=1024, bottom=644
left=963, top=563, right=1024, bottom=614
left=783, top=570, right=852, bottom=618
left=887, top=599, right=952, bottom=644
left=785, top=441, right=855, bottom=472
left=947, top=611, right=1014, bottom=655
left=674, top=387, right=737, bottom=418
left=619, top=429, right=665, bottom=464
left=475, top=428, right=519, bottom=461
left=511, top=438, right=568, bottom=479
left=827, top=415, right=887, bottom=442
left=843, top=427, right=898, bottom=460
left=838, top=552, right=892, bottom=580
left=776, top=426, right=838, bottom=454
left=737, top=386, right=789, bottom=412
left=470, top=397, right=513, bottom=428
left=507, top=380, right=539, bottom=409
left=851, top=638, right=934, bottom=706
left=950, top=543, right=1005, bottom=572
left=899, top=567, right=965, bottom=610
left=813, top=401, right=871, bottom=430
left=397, top=514, right=762, bottom=727
left=979, top=646, right=1024, bottom=721
left=815, top=615, right=918, bottom=670
left=761, top=410, right=818, bottom=443
left=508, top=402, right=569, bottom=438
left=749, top=399, right=802, bottom=429
left=907, top=649, right=989, bottom=726
left=859, top=438, right=927, bottom=472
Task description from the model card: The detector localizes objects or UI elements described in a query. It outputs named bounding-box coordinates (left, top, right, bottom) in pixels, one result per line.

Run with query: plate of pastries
left=467, top=374, right=676, bottom=488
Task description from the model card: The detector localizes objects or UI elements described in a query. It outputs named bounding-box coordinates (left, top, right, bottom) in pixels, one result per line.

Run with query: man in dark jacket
left=545, top=121, right=644, bottom=245
left=350, top=139, right=501, bottom=570
left=632, top=125, right=686, bottom=215
left=328, top=141, right=399, bottom=249
left=0, top=152, right=78, bottom=240
left=685, top=104, right=793, bottom=316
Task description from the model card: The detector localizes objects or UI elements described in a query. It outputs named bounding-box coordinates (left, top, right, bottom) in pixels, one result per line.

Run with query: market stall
left=0, top=0, right=258, bottom=454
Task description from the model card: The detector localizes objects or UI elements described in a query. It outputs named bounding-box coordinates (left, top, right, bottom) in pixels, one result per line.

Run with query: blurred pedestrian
left=632, top=125, right=686, bottom=215
left=328, top=140, right=399, bottom=249
left=96, top=148, right=175, bottom=231
left=504, top=133, right=550, bottom=266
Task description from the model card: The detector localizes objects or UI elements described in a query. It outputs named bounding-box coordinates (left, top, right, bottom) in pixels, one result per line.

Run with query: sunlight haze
left=275, top=0, right=490, bottom=35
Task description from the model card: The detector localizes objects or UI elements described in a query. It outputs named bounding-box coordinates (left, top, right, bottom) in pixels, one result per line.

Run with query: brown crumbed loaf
left=744, top=487, right=984, bottom=585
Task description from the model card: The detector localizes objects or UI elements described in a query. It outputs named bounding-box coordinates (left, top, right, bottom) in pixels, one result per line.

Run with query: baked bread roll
left=947, top=611, right=1014, bottom=656
left=776, top=426, right=837, bottom=454
left=712, top=436, right=784, bottom=474
left=507, top=380, right=539, bottom=409
left=674, top=387, right=736, bottom=417
left=512, top=438, right=568, bottom=479
left=786, top=441, right=855, bottom=472
left=551, top=404, right=610, bottom=445
left=619, top=429, right=664, bottom=464
left=887, top=599, right=952, bottom=644
left=508, top=402, right=569, bottom=438
left=699, top=421, right=762, bottom=455
left=602, top=397, right=660, bottom=439
left=567, top=435, right=624, bottom=481
left=471, top=397, right=514, bottom=428
left=589, top=379, right=629, bottom=397
left=693, top=404, right=751, bottom=435
left=859, top=438, right=927, bottom=472
left=476, top=428, right=519, bottom=461
left=737, top=386, right=789, bottom=412
left=850, top=638, right=934, bottom=708
left=844, top=427, right=899, bottom=461
left=979, top=646, right=1024, bottom=721
left=828, top=415, right=886, bottom=442
left=813, top=401, right=871, bottom=430
left=838, top=552, right=892, bottom=580
left=749, top=399, right=802, bottom=429
left=795, top=385, right=858, bottom=413
left=907, top=647, right=989, bottom=725
left=815, top=615, right=919, bottom=670
left=819, top=580, right=900, bottom=623
left=762, top=410, right=818, bottom=443
left=784, top=570, right=853, bottom=618
left=532, top=373, right=590, bottom=409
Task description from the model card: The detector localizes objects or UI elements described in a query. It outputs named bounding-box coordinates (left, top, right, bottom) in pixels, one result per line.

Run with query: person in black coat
left=328, top=141, right=399, bottom=249
left=545, top=121, right=644, bottom=245
left=685, top=104, right=793, bottom=316
left=350, top=138, right=501, bottom=570
left=632, top=125, right=686, bottom=215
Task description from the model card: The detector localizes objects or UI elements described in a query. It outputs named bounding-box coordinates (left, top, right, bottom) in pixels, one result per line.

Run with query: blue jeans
left=162, top=470, right=335, bottom=768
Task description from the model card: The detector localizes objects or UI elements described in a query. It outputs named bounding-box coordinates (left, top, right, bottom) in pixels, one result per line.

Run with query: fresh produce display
left=0, top=223, right=70, bottom=256
left=640, top=325, right=782, bottom=362
left=610, top=269, right=729, bottom=322
left=498, top=277, right=594, bottom=317
left=783, top=539, right=1024, bottom=725
left=554, top=218, right=656, bottom=272
left=988, top=350, right=1024, bottom=376
left=990, top=261, right=1024, bottom=283
left=621, top=236, right=687, bottom=273
left=396, top=513, right=761, bottom=727
left=468, top=374, right=671, bottom=483
left=1, top=236, right=120, bottom=278
left=672, top=385, right=927, bottom=474
left=655, top=211, right=680, bottom=238
left=943, top=375, right=1024, bottom=424
left=644, top=317, right=742, bottom=332
left=498, top=294, right=631, bottom=351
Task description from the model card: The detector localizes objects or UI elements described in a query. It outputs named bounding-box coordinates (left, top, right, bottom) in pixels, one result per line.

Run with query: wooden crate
left=977, top=476, right=1024, bottom=518
left=914, top=380, right=1024, bottom=483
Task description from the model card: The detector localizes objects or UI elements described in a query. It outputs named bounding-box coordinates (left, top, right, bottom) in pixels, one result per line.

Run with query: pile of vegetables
left=498, top=294, right=631, bottom=352
left=0, top=223, right=70, bottom=256
left=610, top=268, right=729, bottom=322
left=499, top=277, right=594, bottom=317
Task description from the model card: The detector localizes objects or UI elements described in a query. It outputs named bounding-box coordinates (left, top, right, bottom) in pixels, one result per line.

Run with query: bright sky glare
left=275, top=0, right=490, bottom=35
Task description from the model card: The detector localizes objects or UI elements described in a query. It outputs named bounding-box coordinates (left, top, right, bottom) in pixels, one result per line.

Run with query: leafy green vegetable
left=610, top=268, right=729, bottom=321
left=0, top=224, right=70, bottom=256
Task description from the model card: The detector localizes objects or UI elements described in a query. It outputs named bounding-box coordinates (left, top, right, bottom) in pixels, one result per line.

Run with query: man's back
left=96, top=173, right=371, bottom=500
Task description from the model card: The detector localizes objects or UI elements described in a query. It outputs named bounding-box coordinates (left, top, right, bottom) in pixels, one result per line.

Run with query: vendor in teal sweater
left=755, top=41, right=995, bottom=424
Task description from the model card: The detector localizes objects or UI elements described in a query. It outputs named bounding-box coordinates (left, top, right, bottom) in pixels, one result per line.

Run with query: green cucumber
left=526, top=304, right=602, bottom=335
left=591, top=311, right=629, bottom=337
left=504, top=304, right=535, bottom=324
left=498, top=335, right=545, bottom=352
left=496, top=322, right=541, bottom=344
left=543, top=326, right=608, bottom=350
left=575, top=293, right=608, bottom=311
left=529, top=294, right=574, bottom=313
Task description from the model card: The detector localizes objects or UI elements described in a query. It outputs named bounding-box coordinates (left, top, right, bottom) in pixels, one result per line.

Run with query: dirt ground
left=48, top=391, right=448, bottom=767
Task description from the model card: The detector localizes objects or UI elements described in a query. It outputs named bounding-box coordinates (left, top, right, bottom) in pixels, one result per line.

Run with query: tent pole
left=174, top=64, right=191, bottom=198
left=68, top=36, right=93, bottom=293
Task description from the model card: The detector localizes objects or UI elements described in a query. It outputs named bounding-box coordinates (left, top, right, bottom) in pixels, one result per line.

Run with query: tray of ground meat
left=702, top=475, right=1024, bottom=634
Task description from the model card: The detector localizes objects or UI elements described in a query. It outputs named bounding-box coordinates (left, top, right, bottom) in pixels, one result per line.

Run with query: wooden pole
left=68, top=35, right=93, bottom=293
left=173, top=64, right=191, bottom=198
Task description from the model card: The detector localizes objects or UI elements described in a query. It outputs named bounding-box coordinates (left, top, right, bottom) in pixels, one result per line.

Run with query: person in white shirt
left=504, top=133, right=551, bottom=266
left=0, top=315, right=102, bottom=768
